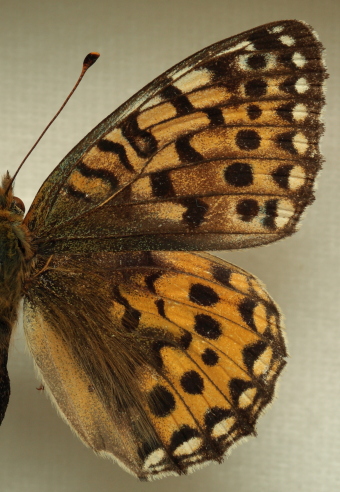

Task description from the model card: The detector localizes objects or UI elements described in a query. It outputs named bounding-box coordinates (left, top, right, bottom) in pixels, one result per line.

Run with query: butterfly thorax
left=0, top=175, right=33, bottom=330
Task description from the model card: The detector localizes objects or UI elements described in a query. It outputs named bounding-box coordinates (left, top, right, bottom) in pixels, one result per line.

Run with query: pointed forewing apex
left=25, top=20, right=327, bottom=254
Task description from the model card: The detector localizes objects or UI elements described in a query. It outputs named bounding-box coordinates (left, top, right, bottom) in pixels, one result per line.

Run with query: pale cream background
left=0, top=0, right=339, bottom=491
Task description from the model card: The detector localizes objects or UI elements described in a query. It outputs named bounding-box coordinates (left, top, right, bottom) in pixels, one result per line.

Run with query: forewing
left=24, top=251, right=286, bottom=479
left=24, top=20, right=326, bottom=254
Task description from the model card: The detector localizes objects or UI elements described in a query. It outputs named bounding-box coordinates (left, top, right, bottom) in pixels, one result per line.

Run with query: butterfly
left=0, top=20, right=326, bottom=480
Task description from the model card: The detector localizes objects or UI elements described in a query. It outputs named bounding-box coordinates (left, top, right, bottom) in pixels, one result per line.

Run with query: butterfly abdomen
left=0, top=215, right=25, bottom=425
left=0, top=217, right=26, bottom=300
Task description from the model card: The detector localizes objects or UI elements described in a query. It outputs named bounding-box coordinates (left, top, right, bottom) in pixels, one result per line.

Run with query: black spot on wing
left=64, top=184, right=92, bottom=202
left=239, top=298, right=257, bottom=331
left=205, top=55, right=235, bottom=81
left=247, top=104, right=262, bottom=120
left=122, top=116, right=158, bottom=158
left=272, top=165, right=294, bottom=188
left=247, top=28, right=283, bottom=50
left=201, top=348, right=219, bottom=366
left=263, top=199, right=278, bottom=229
left=277, top=131, right=297, bottom=154
left=279, top=77, right=299, bottom=95
left=172, top=95, right=194, bottom=116
left=145, top=272, right=162, bottom=294
left=180, top=330, right=192, bottom=350
left=276, top=102, right=295, bottom=123
left=152, top=341, right=175, bottom=369
left=160, top=83, right=194, bottom=116
left=189, top=283, right=220, bottom=306
left=148, top=385, right=176, bottom=417
left=122, top=306, right=141, bottom=331
left=247, top=53, right=267, bottom=69
left=113, top=287, right=141, bottom=331
left=97, top=139, right=134, bottom=172
left=212, top=265, right=232, bottom=288
left=224, top=162, right=253, bottom=187
left=77, top=161, right=119, bottom=190
left=160, top=83, right=182, bottom=100
left=205, top=107, right=225, bottom=126
left=244, top=78, right=267, bottom=98
left=278, top=52, right=296, bottom=69
left=236, top=199, right=259, bottom=221
left=155, top=299, right=166, bottom=318
left=181, top=198, right=208, bottom=228
left=150, top=170, right=174, bottom=197
left=180, top=370, right=204, bottom=395
left=236, top=130, right=261, bottom=150
left=194, top=314, right=222, bottom=340
left=175, top=134, right=204, bottom=163
left=138, top=441, right=162, bottom=461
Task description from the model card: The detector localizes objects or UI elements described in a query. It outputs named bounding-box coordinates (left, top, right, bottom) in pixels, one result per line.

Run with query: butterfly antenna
left=5, top=52, right=100, bottom=195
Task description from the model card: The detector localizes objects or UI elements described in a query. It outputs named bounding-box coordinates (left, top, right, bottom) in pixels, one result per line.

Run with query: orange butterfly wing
left=24, top=20, right=326, bottom=254
left=20, top=20, right=326, bottom=480
left=24, top=251, right=286, bottom=479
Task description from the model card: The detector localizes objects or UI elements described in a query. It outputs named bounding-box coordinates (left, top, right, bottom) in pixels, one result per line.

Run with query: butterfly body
left=1, top=20, right=326, bottom=480
left=0, top=175, right=33, bottom=422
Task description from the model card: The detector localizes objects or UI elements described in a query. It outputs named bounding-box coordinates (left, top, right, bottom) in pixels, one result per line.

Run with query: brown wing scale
left=23, top=20, right=326, bottom=254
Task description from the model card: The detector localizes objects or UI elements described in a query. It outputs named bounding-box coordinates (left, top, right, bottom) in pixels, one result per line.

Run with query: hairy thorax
left=0, top=175, right=33, bottom=333
left=0, top=213, right=28, bottom=324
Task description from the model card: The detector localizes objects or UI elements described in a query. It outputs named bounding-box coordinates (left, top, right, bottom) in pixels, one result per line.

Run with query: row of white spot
left=143, top=416, right=234, bottom=472
left=143, top=379, right=266, bottom=473
left=142, top=27, right=312, bottom=111
left=143, top=69, right=310, bottom=113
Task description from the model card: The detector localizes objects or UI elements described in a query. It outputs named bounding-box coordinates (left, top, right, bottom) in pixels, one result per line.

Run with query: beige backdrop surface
left=0, top=0, right=339, bottom=491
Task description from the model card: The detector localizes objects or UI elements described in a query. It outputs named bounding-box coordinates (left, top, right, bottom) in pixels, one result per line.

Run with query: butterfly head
left=0, top=173, right=25, bottom=218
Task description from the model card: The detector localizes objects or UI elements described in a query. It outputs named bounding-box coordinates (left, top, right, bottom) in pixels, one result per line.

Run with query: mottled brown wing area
left=24, top=251, right=286, bottom=479
left=24, top=20, right=326, bottom=255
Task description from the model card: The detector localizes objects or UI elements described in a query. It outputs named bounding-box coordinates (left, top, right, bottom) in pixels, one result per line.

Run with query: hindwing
left=24, top=251, right=286, bottom=480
